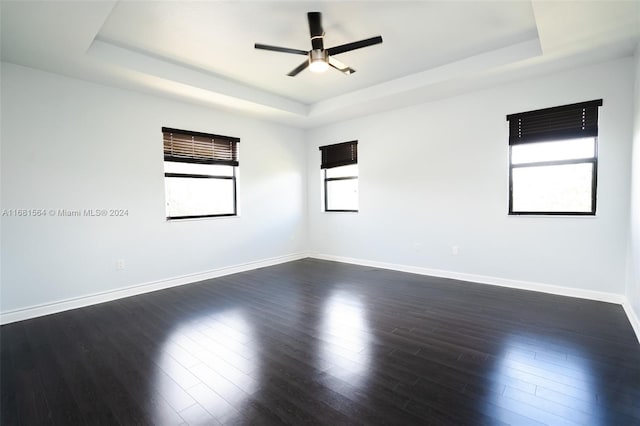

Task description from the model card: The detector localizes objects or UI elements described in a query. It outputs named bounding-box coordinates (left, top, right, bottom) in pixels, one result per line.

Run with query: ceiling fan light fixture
left=254, top=12, right=383, bottom=77
left=309, top=49, right=329, bottom=73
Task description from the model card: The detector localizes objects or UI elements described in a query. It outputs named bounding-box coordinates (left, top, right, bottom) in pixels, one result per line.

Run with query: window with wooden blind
left=319, top=141, right=358, bottom=212
left=162, top=127, right=239, bottom=219
left=506, top=99, right=602, bottom=215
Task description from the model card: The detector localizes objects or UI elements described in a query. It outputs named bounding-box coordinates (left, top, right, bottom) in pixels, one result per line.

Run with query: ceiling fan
left=254, top=12, right=383, bottom=77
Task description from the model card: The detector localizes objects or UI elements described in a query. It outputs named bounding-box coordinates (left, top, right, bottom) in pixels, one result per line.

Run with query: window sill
left=166, top=214, right=240, bottom=222
left=507, top=214, right=597, bottom=218
left=323, top=210, right=359, bottom=214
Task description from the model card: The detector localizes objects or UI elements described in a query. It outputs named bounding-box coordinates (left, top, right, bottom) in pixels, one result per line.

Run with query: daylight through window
left=320, top=141, right=358, bottom=212
left=162, top=127, right=239, bottom=220
left=507, top=100, right=602, bottom=215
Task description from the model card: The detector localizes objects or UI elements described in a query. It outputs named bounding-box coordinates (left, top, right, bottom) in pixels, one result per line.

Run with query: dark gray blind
left=162, top=127, right=239, bottom=166
left=319, top=141, right=358, bottom=169
left=506, top=99, right=603, bottom=145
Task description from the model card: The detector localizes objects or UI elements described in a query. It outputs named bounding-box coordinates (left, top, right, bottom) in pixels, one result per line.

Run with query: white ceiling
left=1, top=1, right=639, bottom=128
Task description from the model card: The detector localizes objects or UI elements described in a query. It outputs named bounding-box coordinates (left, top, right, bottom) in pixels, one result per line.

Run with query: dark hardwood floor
left=2, top=258, right=639, bottom=425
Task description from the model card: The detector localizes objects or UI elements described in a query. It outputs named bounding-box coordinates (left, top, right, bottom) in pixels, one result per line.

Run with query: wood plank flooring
left=2, top=258, right=639, bottom=425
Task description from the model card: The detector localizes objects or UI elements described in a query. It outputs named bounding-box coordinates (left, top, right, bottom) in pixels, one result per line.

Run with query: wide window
left=320, top=141, right=358, bottom=212
left=163, top=127, right=239, bottom=220
left=506, top=99, right=602, bottom=215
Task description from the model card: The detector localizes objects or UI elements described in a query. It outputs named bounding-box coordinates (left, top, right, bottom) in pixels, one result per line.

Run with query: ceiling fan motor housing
left=310, top=49, right=328, bottom=63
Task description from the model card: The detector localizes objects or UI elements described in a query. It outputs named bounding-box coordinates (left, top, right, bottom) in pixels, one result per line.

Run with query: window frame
left=319, top=141, right=359, bottom=213
left=506, top=99, right=602, bottom=216
left=162, top=127, right=239, bottom=221
left=324, top=167, right=359, bottom=213
left=164, top=165, right=238, bottom=220
left=508, top=139, right=598, bottom=216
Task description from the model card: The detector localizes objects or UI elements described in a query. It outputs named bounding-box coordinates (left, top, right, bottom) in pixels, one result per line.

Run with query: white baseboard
left=5, top=251, right=638, bottom=344
left=311, top=254, right=640, bottom=343
left=0, top=252, right=308, bottom=325
left=310, top=253, right=625, bottom=304
left=622, top=300, right=640, bottom=344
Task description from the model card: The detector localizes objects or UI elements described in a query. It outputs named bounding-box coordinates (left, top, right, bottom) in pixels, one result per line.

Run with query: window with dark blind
left=162, top=127, right=240, bottom=220
left=506, top=100, right=602, bottom=215
left=319, top=141, right=358, bottom=212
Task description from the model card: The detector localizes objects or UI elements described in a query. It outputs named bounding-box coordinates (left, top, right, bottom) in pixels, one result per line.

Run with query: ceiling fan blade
left=307, top=11, right=324, bottom=50
left=287, top=60, right=310, bottom=77
left=328, top=56, right=355, bottom=75
left=326, top=36, right=383, bottom=56
left=307, top=12, right=323, bottom=37
left=255, top=43, right=308, bottom=56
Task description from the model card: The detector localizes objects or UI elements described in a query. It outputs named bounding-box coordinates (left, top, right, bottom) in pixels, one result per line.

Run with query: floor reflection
left=152, top=308, right=259, bottom=424
left=488, top=334, right=603, bottom=425
left=5, top=259, right=639, bottom=424
left=319, top=290, right=372, bottom=388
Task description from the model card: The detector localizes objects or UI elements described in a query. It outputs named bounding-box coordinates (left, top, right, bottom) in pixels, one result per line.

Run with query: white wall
left=627, top=48, right=640, bottom=326
left=2, top=57, right=636, bottom=320
left=0, top=62, right=307, bottom=313
left=307, top=58, right=634, bottom=295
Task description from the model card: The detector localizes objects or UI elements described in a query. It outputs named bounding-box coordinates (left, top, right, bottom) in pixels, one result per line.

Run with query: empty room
left=1, top=1, right=640, bottom=425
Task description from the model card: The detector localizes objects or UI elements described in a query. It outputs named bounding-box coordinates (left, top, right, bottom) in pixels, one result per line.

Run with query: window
left=506, top=99, right=602, bottom=215
left=320, top=141, right=358, bottom=212
left=162, top=127, right=239, bottom=220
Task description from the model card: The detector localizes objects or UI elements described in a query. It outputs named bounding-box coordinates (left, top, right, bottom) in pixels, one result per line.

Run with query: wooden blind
left=506, top=99, right=603, bottom=145
left=319, top=141, right=358, bottom=169
left=162, top=127, right=239, bottom=166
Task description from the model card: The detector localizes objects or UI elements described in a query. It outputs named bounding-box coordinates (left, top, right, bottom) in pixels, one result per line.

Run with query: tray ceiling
left=1, top=1, right=638, bottom=127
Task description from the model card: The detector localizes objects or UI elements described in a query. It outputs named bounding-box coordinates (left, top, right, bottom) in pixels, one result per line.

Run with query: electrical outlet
left=452, top=246, right=459, bottom=256
left=116, top=259, right=126, bottom=270
left=413, top=242, right=422, bottom=253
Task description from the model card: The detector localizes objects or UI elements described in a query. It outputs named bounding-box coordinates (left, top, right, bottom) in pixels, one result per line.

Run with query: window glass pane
left=327, top=179, right=358, bottom=211
left=512, top=163, right=593, bottom=213
left=164, top=162, right=234, bottom=176
left=511, top=138, right=595, bottom=164
left=165, top=177, right=234, bottom=217
left=326, top=164, right=358, bottom=178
